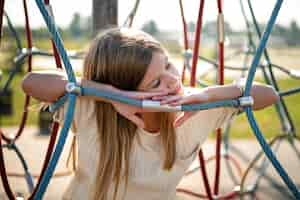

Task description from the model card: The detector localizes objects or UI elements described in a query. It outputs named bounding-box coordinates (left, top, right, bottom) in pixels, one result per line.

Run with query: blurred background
left=1, top=0, right=299, bottom=138
left=0, top=0, right=299, bottom=199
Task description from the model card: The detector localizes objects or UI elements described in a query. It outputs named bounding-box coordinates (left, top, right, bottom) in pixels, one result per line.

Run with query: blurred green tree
left=69, top=12, right=82, bottom=38
left=141, top=20, right=159, bottom=36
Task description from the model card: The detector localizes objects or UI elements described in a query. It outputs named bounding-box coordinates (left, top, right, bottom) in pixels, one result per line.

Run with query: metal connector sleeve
left=218, top=13, right=224, bottom=43
left=238, top=96, right=254, bottom=107
left=142, top=100, right=181, bottom=112
left=65, top=82, right=82, bottom=95
left=46, top=5, right=55, bottom=22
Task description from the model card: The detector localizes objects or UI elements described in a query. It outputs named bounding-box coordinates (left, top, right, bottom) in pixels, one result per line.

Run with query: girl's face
left=138, top=52, right=183, bottom=95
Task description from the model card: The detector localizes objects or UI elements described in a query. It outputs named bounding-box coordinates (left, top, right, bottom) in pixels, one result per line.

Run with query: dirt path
left=0, top=126, right=299, bottom=199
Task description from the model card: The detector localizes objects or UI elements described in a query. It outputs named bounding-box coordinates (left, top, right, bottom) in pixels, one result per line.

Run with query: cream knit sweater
left=55, top=97, right=236, bottom=200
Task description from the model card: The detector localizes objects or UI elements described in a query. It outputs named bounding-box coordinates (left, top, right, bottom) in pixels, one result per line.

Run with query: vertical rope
left=179, top=0, right=189, bottom=82
left=244, top=0, right=300, bottom=198
left=214, top=0, right=224, bottom=195
left=33, top=0, right=77, bottom=198
left=190, top=0, right=205, bottom=87
left=0, top=134, right=15, bottom=200
left=1, top=0, right=33, bottom=146
left=0, top=0, right=5, bottom=45
left=28, top=122, right=60, bottom=200
left=198, top=150, right=213, bottom=199
left=247, top=0, right=295, bottom=134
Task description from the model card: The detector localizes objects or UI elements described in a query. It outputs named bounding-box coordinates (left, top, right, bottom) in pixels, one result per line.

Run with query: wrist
left=201, top=87, right=213, bottom=102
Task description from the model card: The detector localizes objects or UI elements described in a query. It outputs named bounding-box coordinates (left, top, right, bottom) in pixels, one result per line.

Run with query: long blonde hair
left=83, top=28, right=177, bottom=200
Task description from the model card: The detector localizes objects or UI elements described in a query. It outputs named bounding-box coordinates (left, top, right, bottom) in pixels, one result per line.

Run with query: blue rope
left=49, top=94, right=68, bottom=112
left=34, top=0, right=75, bottom=83
left=34, top=95, right=76, bottom=200
left=50, top=86, right=241, bottom=112
left=243, top=0, right=300, bottom=198
left=182, top=99, right=239, bottom=111
left=83, top=87, right=142, bottom=107
left=244, top=0, right=280, bottom=95
left=33, top=0, right=78, bottom=199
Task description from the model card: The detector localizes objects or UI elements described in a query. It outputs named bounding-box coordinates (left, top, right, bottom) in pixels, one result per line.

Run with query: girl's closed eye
left=151, top=63, right=171, bottom=88
left=166, top=63, right=171, bottom=70
left=152, top=79, right=161, bottom=88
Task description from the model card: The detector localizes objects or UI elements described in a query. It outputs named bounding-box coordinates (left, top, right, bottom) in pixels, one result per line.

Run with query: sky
left=4, top=0, right=300, bottom=31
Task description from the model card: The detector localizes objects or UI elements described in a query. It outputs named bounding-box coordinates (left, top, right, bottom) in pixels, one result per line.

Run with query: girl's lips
left=174, top=84, right=183, bottom=95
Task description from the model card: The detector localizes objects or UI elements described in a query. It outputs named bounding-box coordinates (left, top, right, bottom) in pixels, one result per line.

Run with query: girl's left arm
left=203, top=83, right=279, bottom=110
left=156, top=83, right=279, bottom=127
left=158, top=83, right=279, bottom=110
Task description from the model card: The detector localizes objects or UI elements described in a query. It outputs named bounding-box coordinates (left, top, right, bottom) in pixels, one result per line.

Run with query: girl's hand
left=152, top=90, right=210, bottom=127
left=112, top=90, right=168, bottom=128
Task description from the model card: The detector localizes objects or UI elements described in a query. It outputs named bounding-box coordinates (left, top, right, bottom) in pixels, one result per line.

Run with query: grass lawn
left=229, top=78, right=300, bottom=139
left=0, top=37, right=299, bottom=138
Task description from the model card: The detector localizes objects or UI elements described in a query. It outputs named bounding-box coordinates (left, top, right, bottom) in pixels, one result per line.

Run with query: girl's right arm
left=22, top=71, right=117, bottom=103
left=22, top=71, right=168, bottom=128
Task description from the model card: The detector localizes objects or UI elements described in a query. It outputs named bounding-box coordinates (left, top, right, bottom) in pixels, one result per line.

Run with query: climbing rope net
left=0, top=0, right=299, bottom=199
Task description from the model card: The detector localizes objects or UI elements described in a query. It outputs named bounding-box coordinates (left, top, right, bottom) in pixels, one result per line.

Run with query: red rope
left=52, top=41, right=63, bottom=69
left=0, top=132, right=15, bottom=199
left=179, top=0, right=240, bottom=199
left=214, top=129, right=222, bottom=195
left=177, top=153, right=244, bottom=199
left=0, top=0, right=33, bottom=198
left=199, top=149, right=213, bottom=200
left=28, top=122, right=59, bottom=199
left=214, top=0, right=224, bottom=195
left=179, top=0, right=189, bottom=82
left=0, top=0, right=5, bottom=45
left=190, top=0, right=205, bottom=87
left=187, top=0, right=215, bottom=199
left=2, top=0, right=32, bottom=144
left=0, top=0, right=66, bottom=198
left=177, top=188, right=238, bottom=200
left=182, top=153, right=243, bottom=178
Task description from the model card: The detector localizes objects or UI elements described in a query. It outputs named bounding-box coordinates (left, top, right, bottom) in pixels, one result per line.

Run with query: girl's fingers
left=152, top=94, right=181, bottom=102
left=160, top=95, right=182, bottom=105
left=141, top=91, right=168, bottom=99
left=170, top=97, right=192, bottom=106
left=151, top=95, right=171, bottom=101
left=170, top=95, right=203, bottom=106
left=130, top=91, right=169, bottom=99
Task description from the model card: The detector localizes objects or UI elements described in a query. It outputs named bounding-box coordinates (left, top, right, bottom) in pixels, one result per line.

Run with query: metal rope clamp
left=238, top=96, right=254, bottom=107
left=65, top=82, right=82, bottom=96
left=183, top=49, right=193, bottom=60
left=183, top=49, right=193, bottom=67
left=142, top=100, right=182, bottom=112
left=45, top=4, right=55, bottom=21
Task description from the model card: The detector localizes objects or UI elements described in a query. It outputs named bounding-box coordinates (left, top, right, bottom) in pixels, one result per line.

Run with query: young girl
left=22, top=28, right=278, bottom=200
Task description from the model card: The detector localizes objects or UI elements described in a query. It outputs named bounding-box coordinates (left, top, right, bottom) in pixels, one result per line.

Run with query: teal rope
left=33, top=0, right=78, bottom=199
left=243, top=0, right=300, bottom=198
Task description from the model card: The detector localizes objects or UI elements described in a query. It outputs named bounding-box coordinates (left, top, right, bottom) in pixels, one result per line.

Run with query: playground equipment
left=0, top=0, right=299, bottom=199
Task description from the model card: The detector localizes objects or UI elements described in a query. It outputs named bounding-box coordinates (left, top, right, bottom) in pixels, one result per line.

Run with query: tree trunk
left=92, top=0, right=118, bottom=35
